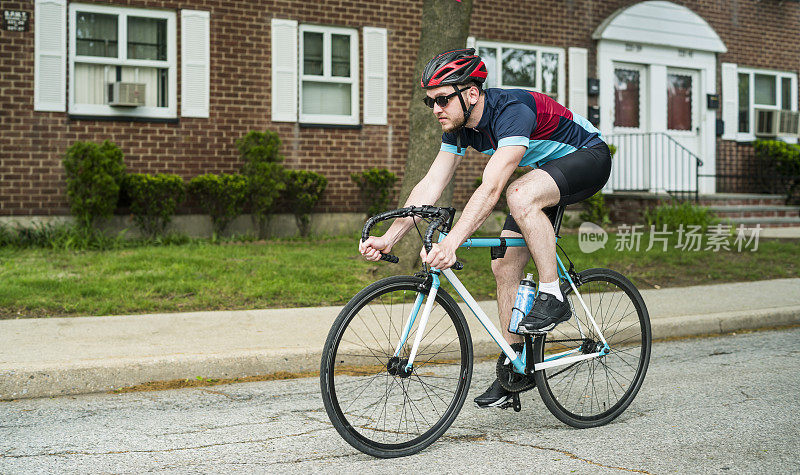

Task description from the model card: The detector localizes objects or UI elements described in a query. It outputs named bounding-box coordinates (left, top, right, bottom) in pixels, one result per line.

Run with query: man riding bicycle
left=359, top=48, right=611, bottom=408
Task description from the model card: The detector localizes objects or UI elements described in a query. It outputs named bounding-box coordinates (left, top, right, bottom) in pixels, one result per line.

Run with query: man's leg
left=506, top=169, right=573, bottom=333
left=506, top=169, right=561, bottom=283
left=491, top=229, right=530, bottom=345
left=474, top=225, right=532, bottom=408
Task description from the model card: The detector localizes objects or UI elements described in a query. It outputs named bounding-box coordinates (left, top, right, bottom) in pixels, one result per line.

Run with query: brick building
left=1, top=0, right=798, bottom=225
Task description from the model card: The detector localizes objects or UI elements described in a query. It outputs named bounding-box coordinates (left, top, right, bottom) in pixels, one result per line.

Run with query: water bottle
left=509, top=273, right=536, bottom=333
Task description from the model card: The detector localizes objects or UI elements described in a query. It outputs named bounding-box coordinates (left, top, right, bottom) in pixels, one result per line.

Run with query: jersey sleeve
left=440, top=131, right=466, bottom=156
left=494, top=101, right=536, bottom=149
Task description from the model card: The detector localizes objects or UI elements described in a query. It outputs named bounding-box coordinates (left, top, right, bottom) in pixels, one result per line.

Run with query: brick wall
left=0, top=0, right=422, bottom=216
left=1, top=0, right=798, bottom=217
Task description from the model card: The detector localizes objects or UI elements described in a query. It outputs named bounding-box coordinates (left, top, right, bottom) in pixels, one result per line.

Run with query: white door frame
left=597, top=40, right=717, bottom=194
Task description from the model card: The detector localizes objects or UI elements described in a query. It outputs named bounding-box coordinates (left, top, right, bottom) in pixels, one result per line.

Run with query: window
left=68, top=3, right=176, bottom=118
left=614, top=68, right=641, bottom=129
left=667, top=73, right=693, bottom=131
left=299, top=24, right=358, bottom=125
left=736, top=68, right=797, bottom=137
left=475, top=41, right=564, bottom=102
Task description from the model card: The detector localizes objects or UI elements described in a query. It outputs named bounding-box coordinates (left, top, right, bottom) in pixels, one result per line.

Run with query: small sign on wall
left=2, top=10, right=29, bottom=31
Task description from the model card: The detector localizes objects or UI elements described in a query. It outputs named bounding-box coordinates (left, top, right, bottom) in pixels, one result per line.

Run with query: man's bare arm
left=445, top=145, right=525, bottom=244
left=359, top=150, right=460, bottom=261
left=421, top=146, right=525, bottom=268
left=379, top=150, right=461, bottom=246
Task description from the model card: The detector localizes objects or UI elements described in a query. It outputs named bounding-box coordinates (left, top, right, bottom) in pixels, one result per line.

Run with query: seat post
left=552, top=205, right=566, bottom=237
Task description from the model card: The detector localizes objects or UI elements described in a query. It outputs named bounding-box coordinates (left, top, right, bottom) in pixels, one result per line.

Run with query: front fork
left=393, top=272, right=441, bottom=374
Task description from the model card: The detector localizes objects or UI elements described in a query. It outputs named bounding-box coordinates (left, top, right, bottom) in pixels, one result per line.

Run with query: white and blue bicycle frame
left=396, top=234, right=610, bottom=375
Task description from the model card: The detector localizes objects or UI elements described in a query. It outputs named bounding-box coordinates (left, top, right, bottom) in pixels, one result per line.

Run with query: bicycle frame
left=395, top=235, right=610, bottom=375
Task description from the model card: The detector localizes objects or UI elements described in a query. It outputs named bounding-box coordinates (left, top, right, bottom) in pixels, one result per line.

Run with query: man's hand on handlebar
left=359, top=235, right=392, bottom=262
left=420, top=241, right=458, bottom=270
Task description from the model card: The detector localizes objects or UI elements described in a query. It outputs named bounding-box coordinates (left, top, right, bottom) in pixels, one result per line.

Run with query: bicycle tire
left=320, top=275, right=473, bottom=458
left=533, top=268, right=651, bottom=428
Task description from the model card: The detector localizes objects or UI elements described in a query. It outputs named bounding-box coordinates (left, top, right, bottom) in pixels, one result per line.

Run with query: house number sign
left=2, top=11, right=29, bottom=31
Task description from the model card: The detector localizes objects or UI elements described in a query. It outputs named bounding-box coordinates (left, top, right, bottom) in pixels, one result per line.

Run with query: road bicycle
left=320, top=205, right=651, bottom=458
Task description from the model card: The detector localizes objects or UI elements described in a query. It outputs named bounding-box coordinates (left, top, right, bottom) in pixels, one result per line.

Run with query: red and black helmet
left=420, top=48, right=488, bottom=88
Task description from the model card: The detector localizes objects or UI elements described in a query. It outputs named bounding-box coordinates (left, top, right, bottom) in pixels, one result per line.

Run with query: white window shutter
left=721, top=62, right=738, bottom=139
left=568, top=47, right=588, bottom=117
left=34, top=0, right=66, bottom=112
left=271, top=19, right=298, bottom=122
left=466, top=36, right=475, bottom=50
left=363, top=27, right=387, bottom=125
left=181, top=10, right=210, bottom=118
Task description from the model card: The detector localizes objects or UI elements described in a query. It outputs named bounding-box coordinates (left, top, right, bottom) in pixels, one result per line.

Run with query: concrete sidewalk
left=2, top=278, right=799, bottom=400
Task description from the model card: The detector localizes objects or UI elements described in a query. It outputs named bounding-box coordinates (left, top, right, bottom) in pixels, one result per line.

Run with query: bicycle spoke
left=536, top=270, right=650, bottom=427
left=323, top=277, right=471, bottom=454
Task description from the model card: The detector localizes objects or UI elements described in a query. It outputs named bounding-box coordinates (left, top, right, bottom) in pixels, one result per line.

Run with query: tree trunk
left=393, top=0, right=474, bottom=273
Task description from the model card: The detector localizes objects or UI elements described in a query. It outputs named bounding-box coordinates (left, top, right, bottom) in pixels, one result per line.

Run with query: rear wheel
left=533, top=268, right=651, bottom=428
left=320, top=275, right=473, bottom=458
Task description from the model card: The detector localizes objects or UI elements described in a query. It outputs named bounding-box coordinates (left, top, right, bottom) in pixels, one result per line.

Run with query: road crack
left=0, top=427, right=331, bottom=459
left=497, top=438, right=652, bottom=473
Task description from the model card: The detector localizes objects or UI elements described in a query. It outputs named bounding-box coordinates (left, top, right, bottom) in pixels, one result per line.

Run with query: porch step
left=697, top=193, right=786, bottom=207
left=708, top=205, right=800, bottom=219
left=722, top=216, right=800, bottom=228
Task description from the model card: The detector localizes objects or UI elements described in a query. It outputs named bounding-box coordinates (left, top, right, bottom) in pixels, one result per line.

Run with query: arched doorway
left=594, top=1, right=726, bottom=195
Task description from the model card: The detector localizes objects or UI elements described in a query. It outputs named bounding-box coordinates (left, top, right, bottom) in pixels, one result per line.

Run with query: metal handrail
left=605, top=132, right=703, bottom=201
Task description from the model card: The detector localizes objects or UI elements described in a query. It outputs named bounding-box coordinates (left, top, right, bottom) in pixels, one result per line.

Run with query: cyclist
left=359, top=48, right=611, bottom=408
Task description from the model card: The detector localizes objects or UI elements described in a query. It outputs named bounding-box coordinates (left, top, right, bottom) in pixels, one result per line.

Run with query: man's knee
left=507, top=171, right=559, bottom=216
left=507, top=184, right=542, bottom=217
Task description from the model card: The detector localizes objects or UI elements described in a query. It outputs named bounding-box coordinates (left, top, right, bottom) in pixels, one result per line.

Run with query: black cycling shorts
left=503, top=142, right=612, bottom=234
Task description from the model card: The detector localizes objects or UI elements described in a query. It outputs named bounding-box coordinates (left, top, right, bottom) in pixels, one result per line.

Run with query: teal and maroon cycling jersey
left=441, top=88, right=603, bottom=167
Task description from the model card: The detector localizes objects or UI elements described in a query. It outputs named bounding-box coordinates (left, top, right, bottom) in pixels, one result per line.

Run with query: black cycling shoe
left=517, top=292, right=571, bottom=334
left=474, top=379, right=511, bottom=408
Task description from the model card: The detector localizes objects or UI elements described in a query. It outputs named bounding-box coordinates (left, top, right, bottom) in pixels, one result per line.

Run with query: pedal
left=514, top=327, right=549, bottom=336
left=499, top=392, right=522, bottom=412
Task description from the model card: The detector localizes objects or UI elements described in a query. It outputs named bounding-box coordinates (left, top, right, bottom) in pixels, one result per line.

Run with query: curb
left=3, top=305, right=799, bottom=400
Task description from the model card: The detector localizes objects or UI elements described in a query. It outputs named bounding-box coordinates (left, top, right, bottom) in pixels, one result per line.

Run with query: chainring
left=496, top=343, right=536, bottom=392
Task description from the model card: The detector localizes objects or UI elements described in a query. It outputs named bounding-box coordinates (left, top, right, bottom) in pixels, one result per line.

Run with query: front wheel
left=533, top=268, right=651, bottom=428
left=320, top=275, right=473, bottom=458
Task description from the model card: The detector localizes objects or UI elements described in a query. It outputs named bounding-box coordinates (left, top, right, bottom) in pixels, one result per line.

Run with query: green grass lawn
left=1, top=233, right=798, bottom=318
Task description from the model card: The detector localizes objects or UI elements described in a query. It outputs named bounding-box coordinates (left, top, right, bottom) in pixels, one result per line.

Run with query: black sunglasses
left=423, top=86, right=471, bottom=109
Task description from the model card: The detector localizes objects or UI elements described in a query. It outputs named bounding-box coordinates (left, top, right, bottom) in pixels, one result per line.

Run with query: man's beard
left=441, top=115, right=465, bottom=133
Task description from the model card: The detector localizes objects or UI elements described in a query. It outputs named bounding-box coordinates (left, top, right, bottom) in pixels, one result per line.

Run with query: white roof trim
left=592, top=1, right=727, bottom=53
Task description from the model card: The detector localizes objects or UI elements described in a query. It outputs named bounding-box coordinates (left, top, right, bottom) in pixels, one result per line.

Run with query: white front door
left=657, top=68, right=701, bottom=192
left=610, top=62, right=649, bottom=191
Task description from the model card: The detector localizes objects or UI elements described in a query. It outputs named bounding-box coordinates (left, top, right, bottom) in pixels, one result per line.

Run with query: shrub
left=238, top=131, right=287, bottom=238
left=283, top=170, right=328, bottom=237
left=62, top=140, right=126, bottom=233
left=245, top=162, right=286, bottom=238
left=753, top=140, right=800, bottom=204
left=189, top=174, right=249, bottom=236
left=351, top=168, right=398, bottom=217
left=123, top=173, right=186, bottom=238
left=237, top=130, right=284, bottom=165
left=644, top=200, right=718, bottom=230
left=579, top=192, right=611, bottom=226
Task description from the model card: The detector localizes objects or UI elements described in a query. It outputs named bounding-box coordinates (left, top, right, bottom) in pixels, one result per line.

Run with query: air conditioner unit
left=108, top=82, right=146, bottom=107
left=778, top=110, right=800, bottom=137
left=754, top=109, right=778, bottom=137
left=755, top=109, right=800, bottom=138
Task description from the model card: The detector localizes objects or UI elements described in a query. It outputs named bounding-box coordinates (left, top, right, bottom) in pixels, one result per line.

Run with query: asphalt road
left=2, top=327, right=799, bottom=473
